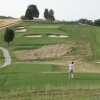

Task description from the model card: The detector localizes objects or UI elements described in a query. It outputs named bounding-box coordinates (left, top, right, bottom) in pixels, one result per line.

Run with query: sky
left=0, top=0, right=100, bottom=21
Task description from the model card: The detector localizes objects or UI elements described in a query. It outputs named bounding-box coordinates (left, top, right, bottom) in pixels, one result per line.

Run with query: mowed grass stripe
left=30, top=25, right=60, bottom=28
left=14, top=37, right=65, bottom=45
left=0, top=64, right=100, bottom=89
left=27, top=24, right=66, bottom=34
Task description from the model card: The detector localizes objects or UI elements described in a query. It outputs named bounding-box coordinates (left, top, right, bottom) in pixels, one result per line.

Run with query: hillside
left=0, top=18, right=20, bottom=28
left=0, top=21, right=100, bottom=100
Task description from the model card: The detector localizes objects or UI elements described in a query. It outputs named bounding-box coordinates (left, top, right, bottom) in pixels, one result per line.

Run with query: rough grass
left=14, top=44, right=72, bottom=61
left=60, top=25, right=100, bottom=60
left=0, top=88, right=100, bottom=100
left=13, top=23, right=100, bottom=60
left=0, top=19, right=20, bottom=28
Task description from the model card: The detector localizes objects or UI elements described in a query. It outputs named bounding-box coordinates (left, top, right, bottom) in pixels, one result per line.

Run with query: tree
left=44, top=8, right=49, bottom=20
left=20, top=15, right=26, bottom=20
left=78, top=18, right=93, bottom=25
left=25, top=9, right=33, bottom=20
left=25, top=4, right=39, bottom=20
left=4, top=28, right=15, bottom=45
left=44, top=9, right=55, bottom=21
left=48, top=9, right=55, bottom=21
left=94, top=19, right=100, bottom=26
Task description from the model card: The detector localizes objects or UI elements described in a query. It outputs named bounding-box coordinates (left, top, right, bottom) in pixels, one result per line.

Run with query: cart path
left=0, top=47, right=11, bottom=68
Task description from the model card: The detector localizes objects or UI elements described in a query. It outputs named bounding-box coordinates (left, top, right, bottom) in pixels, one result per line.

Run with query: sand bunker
left=15, top=26, right=27, bottom=32
left=48, top=35, right=69, bottom=38
left=97, top=62, right=100, bottom=64
left=25, top=35, right=42, bottom=38
left=24, top=34, right=68, bottom=38
left=15, top=29, right=27, bottom=32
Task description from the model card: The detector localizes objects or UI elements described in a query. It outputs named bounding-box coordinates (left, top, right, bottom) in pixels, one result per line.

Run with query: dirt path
left=0, top=47, right=11, bottom=68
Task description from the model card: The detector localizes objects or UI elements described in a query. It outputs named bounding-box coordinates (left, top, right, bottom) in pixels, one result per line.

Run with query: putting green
left=30, top=25, right=60, bottom=28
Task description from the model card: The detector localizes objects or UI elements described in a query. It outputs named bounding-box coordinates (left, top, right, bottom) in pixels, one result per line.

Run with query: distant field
left=0, top=21, right=100, bottom=100
left=0, top=18, right=20, bottom=28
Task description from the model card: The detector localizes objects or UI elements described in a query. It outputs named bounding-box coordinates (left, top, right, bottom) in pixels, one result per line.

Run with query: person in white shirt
left=68, top=62, right=75, bottom=79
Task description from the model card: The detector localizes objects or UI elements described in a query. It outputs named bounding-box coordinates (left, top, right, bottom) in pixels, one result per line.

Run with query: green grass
left=2, top=23, right=100, bottom=61
left=0, top=50, right=4, bottom=66
left=0, top=22, right=100, bottom=99
left=0, top=63, right=100, bottom=90
left=26, top=24, right=66, bottom=34
left=59, top=25, right=100, bottom=60
left=12, top=24, right=68, bottom=47
left=29, top=25, right=60, bottom=28
left=0, top=64, right=100, bottom=100
left=14, top=37, right=66, bottom=46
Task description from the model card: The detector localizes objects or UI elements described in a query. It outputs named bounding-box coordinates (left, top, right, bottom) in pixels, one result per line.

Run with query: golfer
left=68, top=61, right=75, bottom=79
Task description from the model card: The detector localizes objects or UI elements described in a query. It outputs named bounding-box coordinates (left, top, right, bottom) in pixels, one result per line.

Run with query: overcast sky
left=0, top=0, right=100, bottom=21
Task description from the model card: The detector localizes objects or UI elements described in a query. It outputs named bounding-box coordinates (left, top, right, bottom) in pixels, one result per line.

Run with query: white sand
left=97, top=62, right=100, bottom=63
left=25, top=35, right=42, bottom=37
left=59, top=35, right=69, bottom=38
left=48, top=35, right=58, bottom=38
left=15, top=29, right=27, bottom=32
left=48, top=35, right=69, bottom=38
left=24, top=34, right=68, bottom=38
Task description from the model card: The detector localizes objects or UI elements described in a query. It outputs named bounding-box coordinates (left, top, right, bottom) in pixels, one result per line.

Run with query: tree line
left=21, top=4, right=55, bottom=21
left=77, top=18, right=100, bottom=26
left=20, top=4, right=100, bottom=26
